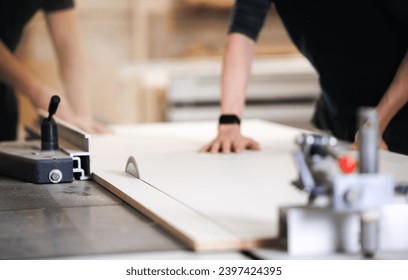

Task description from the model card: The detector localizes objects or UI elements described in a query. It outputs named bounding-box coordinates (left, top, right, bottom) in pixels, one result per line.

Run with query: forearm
left=0, top=40, right=45, bottom=105
left=376, top=51, right=408, bottom=133
left=57, top=39, right=89, bottom=118
left=0, top=40, right=77, bottom=121
left=220, top=33, right=256, bottom=118
left=200, top=33, right=259, bottom=153
left=46, top=9, right=90, bottom=118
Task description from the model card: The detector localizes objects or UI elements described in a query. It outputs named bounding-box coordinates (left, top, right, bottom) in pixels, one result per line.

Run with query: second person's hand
left=199, top=124, right=260, bottom=154
left=352, top=129, right=389, bottom=151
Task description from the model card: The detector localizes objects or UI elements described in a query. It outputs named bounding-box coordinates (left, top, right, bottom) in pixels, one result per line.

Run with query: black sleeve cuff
left=42, top=0, right=75, bottom=13
left=228, top=0, right=273, bottom=41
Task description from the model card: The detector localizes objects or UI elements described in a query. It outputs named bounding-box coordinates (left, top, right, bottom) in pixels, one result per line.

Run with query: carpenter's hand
left=199, top=124, right=260, bottom=154
left=352, top=130, right=388, bottom=151
left=71, top=116, right=111, bottom=134
left=31, top=87, right=111, bottom=135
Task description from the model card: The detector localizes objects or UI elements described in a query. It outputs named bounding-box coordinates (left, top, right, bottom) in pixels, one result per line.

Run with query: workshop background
left=15, top=0, right=319, bottom=137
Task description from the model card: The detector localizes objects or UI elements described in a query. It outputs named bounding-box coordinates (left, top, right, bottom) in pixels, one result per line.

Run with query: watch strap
left=219, top=114, right=241, bottom=125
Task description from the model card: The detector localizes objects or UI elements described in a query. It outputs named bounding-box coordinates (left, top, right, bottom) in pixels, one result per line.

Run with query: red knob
left=338, top=155, right=357, bottom=174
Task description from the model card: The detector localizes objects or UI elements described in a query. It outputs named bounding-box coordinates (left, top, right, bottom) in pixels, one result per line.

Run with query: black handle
left=41, top=95, right=60, bottom=151
left=47, top=95, right=60, bottom=120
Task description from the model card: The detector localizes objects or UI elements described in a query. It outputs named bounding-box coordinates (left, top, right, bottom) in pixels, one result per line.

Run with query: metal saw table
left=0, top=175, right=248, bottom=260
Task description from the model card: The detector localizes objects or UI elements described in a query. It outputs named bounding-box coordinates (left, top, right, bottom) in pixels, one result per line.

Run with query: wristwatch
left=219, top=114, right=241, bottom=125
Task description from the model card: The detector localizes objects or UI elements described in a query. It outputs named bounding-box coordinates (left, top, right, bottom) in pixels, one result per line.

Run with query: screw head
left=49, top=169, right=63, bottom=184
left=344, top=186, right=361, bottom=205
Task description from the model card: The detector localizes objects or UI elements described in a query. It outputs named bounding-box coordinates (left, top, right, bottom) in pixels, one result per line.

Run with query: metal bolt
left=49, top=169, right=63, bottom=184
left=344, top=186, right=361, bottom=205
